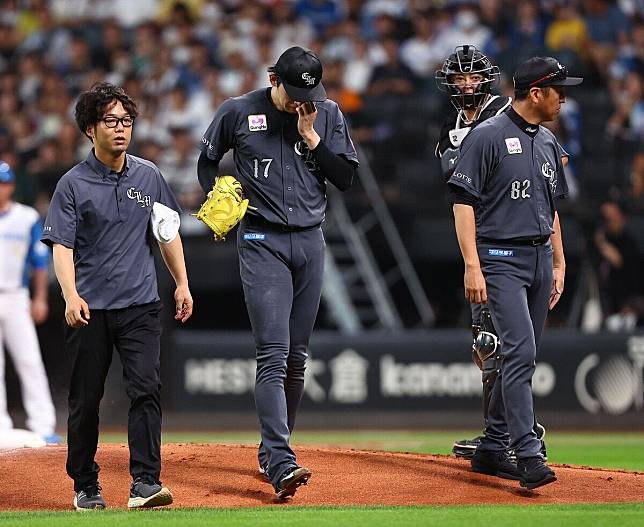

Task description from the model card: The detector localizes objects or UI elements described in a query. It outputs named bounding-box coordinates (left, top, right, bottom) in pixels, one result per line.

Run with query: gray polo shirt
left=448, top=108, right=568, bottom=241
left=42, top=150, right=181, bottom=309
left=200, top=88, right=358, bottom=228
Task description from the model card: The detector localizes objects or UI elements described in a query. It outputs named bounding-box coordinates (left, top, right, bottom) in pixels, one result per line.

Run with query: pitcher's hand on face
left=65, top=294, right=90, bottom=328
left=464, top=264, right=487, bottom=304
left=295, top=101, right=317, bottom=137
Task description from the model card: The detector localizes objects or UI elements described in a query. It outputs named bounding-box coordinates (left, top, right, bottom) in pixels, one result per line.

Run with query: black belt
left=244, top=214, right=321, bottom=233
left=479, top=235, right=550, bottom=247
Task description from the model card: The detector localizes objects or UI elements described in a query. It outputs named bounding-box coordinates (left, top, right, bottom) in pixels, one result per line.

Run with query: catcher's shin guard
left=453, top=309, right=502, bottom=459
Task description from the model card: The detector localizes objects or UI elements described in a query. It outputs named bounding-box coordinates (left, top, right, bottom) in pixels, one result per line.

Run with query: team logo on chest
left=127, top=187, right=152, bottom=207
left=541, top=161, right=557, bottom=192
left=248, top=114, right=268, bottom=132
left=294, top=140, right=319, bottom=172
left=505, top=137, right=522, bottom=154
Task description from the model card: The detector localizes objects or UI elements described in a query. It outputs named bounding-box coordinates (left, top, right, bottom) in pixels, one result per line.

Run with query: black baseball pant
left=477, top=241, right=552, bottom=460
left=237, top=216, right=325, bottom=487
left=65, top=301, right=163, bottom=491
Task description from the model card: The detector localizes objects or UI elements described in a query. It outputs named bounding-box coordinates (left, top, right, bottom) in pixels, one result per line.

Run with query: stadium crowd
left=0, top=0, right=641, bottom=328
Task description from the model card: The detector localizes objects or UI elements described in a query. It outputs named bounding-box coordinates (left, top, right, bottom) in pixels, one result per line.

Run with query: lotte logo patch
left=248, top=114, right=267, bottom=132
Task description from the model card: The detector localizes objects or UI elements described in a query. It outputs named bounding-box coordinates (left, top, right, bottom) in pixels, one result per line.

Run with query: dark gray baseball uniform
left=199, top=88, right=357, bottom=485
left=448, top=107, right=567, bottom=459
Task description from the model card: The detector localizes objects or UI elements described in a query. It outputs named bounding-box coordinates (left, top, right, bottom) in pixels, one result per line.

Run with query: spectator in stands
left=158, top=124, right=201, bottom=210
left=606, top=70, right=644, bottom=141
left=294, top=0, right=345, bottom=37
left=341, top=36, right=374, bottom=95
left=435, top=2, right=496, bottom=58
left=628, top=151, right=644, bottom=210
left=400, top=14, right=444, bottom=79
left=593, top=201, right=641, bottom=331
left=503, top=1, right=548, bottom=69
left=609, top=16, right=643, bottom=85
left=367, top=37, right=415, bottom=98
left=479, top=0, right=510, bottom=38
left=545, top=2, right=588, bottom=62
left=583, top=0, right=632, bottom=79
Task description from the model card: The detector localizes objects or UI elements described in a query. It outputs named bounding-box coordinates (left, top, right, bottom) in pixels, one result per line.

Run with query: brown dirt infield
left=1, top=443, right=642, bottom=510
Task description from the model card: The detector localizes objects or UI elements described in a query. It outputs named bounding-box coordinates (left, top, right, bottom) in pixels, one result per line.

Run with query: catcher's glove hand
left=193, top=175, right=254, bottom=241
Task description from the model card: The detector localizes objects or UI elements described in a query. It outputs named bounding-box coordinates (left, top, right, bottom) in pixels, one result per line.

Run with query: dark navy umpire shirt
left=448, top=107, right=568, bottom=241
left=200, top=88, right=358, bottom=228
left=41, top=149, right=181, bottom=309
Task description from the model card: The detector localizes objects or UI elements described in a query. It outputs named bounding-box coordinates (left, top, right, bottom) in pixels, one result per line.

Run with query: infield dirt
left=1, top=444, right=642, bottom=510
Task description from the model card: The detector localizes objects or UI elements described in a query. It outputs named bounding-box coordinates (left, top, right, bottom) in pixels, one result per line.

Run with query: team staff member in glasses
left=43, top=82, right=193, bottom=510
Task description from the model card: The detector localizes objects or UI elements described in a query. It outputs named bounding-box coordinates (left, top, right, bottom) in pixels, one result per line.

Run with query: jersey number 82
left=510, top=179, right=531, bottom=200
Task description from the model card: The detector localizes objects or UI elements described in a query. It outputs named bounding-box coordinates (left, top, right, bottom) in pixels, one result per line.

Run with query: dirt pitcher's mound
left=1, top=444, right=642, bottom=510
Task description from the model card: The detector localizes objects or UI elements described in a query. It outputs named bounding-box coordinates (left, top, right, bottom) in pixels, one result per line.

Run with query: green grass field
left=2, top=431, right=643, bottom=525
left=2, top=505, right=643, bottom=527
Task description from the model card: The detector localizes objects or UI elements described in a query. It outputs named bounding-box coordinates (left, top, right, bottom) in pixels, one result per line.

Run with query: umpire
left=43, top=83, right=193, bottom=510
left=448, top=57, right=582, bottom=490
left=197, top=46, right=358, bottom=498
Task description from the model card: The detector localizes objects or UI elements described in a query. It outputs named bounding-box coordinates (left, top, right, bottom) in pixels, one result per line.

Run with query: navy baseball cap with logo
left=272, top=46, right=327, bottom=102
left=513, top=57, right=583, bottom=90
left=0, top=160, right=15, bottom=184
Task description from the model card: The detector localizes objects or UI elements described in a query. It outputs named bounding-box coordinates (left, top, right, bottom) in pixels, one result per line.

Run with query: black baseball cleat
left=452, top=435, right=483, bottom=459
left=518, top=457, right=557, bottom=490
left=73, top=483, right=106, bottom=511
left=275, top=466, right=312, bottom=499
left=258, top=445, right=270, bottom=482
left=259, top=462, right=270, bottom=482
left=127, top=477, right=173, bottom=509
left=471, top=449, right=522, bottom=481
left=455, top=424, right=548, bottom=461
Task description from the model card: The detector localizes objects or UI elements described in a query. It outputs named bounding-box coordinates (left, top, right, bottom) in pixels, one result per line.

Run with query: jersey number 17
left=253, top=158, right=273, bottom=179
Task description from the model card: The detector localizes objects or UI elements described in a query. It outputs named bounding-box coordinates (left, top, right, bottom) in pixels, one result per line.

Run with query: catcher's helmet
left=435, top=45, right=499, bottom=111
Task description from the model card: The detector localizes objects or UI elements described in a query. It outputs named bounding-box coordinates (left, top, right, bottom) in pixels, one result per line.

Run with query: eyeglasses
left=102, top=116, right=134, bottom=128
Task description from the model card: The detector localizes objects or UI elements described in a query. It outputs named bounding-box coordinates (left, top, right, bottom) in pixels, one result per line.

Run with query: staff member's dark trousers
left=65, top=301, right=163, bottom=492
left=238, top=216, right=325, bottom=488
left=477, top=242, right=552, bottom=460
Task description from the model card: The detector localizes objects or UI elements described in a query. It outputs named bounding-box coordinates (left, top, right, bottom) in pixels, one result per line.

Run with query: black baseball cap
left=513, top=57, right=583, bottom=90
left=272, top=46, right=327, bottom=102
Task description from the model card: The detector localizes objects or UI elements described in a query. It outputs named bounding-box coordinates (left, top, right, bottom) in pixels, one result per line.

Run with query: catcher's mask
left=435, top=45, right=499, bottom=111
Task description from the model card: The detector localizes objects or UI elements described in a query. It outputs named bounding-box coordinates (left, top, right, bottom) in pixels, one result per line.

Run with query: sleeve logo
left=248, top=114, right=267, bottom=132
left=541, top=161, right=557, bottom=192
left=505, top=137, right=522, bottom=154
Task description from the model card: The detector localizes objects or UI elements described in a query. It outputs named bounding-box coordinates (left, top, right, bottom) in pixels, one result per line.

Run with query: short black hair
left=514, top=88, right=530, bottom=100
left=74, top=82, right=138, bottom=141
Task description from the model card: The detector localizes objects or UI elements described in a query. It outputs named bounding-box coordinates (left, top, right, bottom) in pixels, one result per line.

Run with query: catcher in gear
left=435, top=45, right=548, bottom=463
left=194, top=175, right=253, bottom=241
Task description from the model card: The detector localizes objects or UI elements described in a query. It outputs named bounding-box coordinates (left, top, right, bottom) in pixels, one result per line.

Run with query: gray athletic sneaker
left=127, top=477, right=173, bottom=509
left=73, top=483, right=106, bottom=511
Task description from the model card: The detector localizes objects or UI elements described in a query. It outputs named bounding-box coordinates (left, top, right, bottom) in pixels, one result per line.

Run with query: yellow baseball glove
left=194, top=175, right=253, bottom=241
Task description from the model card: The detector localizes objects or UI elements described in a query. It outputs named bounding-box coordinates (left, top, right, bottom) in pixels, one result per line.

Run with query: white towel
left=150, top=202, right=180, bottom=243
